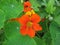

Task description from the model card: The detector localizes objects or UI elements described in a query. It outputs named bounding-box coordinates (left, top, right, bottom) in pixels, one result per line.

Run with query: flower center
left=25, top=10, right=35, bottom=17
left=27, top=22, right=33, bottom=27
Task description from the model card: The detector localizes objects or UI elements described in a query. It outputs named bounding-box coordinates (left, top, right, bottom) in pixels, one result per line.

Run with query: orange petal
left=24, top=1, right=31, bottom=7
left=24, top=7, right=32, bottom=12
left=31, top=14, right=41, bottom=23
left=27, top=28, right=35, bottom=38
left=17, top=15, right=30, bottom=25
left=33, top=23, right=42, bottom=31
left=20, top=25, right=27, bottom=35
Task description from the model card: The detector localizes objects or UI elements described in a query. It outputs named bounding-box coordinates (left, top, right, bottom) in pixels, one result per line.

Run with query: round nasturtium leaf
left=1, top=0, right=23, bottom=20
left=4, top=21, right=37, bottom=45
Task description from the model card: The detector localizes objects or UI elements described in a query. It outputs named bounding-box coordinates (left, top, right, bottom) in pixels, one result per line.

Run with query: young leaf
left=46, top=0, right=56, bottom=14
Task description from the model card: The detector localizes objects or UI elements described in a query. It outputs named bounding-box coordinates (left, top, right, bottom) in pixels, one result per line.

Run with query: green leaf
left=0, top=0, right=23, bottom=20
left=36, top=11, right=48, bottom=19
left=46, top=0, right=56, bottom=14
left=43, top=32, right=52, bottom=45
left=4, top=21, right=20, bottom=38
left=40, top=19, right=52, bottom=45
left=39, top=19, right=48, bottom=33
left=49, top=21, right=60, bottom=45
left=53, top=6, right=60, bottom=17
left=3, top=35, right=37, bottom=45
left=4, top=21, right=37, bottom=45
left=54, top=15, right=60, bottom=26
left=34, top=37, right=46, bottom=45
left=0, top=9, right=5, bottom=29
left=55, top=0, right=60, bottom=6
left=30, top=0, right=40, bottom=11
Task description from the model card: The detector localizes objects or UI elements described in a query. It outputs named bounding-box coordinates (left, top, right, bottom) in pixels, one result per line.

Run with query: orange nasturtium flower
left=16, top=10, right=42, bottom=38
left=24, top=1, right=31, bottom=7
left=12, top=1, right=42, bottom=38
left=24, top=1, right=32, bottom=12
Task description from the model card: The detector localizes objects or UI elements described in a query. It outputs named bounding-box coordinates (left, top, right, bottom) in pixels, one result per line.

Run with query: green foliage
left=49, top=22, right=60, bottom=45
left=0, top=29, right=5, bottom=45
left=34, top=37, right=46, bottom=45
left=3, top=36, right=36, bottom=45
left=0, top=9, right=5, bottom=29
left=43, top=32, right=52, bottom=45
left=54, top=15, right=60, bottom=25
left=46, top=0, right=56, bottom=14
left=30, top=0, right=40, bottom=11
left=4, top=21, right=20, bottom=38
left=0, top=0, right=23, bottom=20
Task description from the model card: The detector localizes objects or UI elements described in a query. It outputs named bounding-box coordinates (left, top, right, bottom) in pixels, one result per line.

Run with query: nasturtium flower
left=24, top=1, right=31, bottom=8
left=24, top=1, right=32, bottom=12
left=16, top=11, right=42, bottom=38
left=13, top=1, right=42, bottom=38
